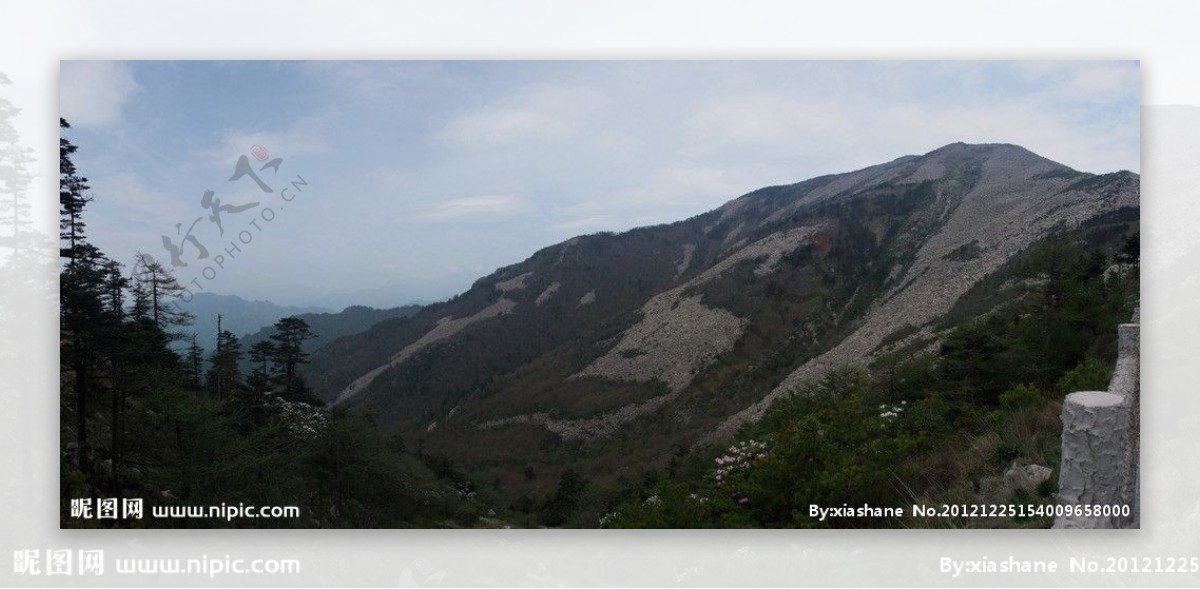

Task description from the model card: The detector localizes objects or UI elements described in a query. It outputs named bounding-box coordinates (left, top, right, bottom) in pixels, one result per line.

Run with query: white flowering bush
left=878, top=400, right=907, bottom=420
left=712, top=439, right=770, bottom=487
left=270, top=397, right=328, bottom=439
left=598, top=511, right=618, bottom=528
left=709, top=439, right=772, bottom=507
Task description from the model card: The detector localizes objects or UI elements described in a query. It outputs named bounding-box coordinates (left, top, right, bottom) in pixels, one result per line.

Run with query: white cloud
left=1015, top=61, right=1139, bottom=104
left=85, top=171, right=197, bottom=265
left=1062, top=63, right=1140, bottom=101
left=540, top=161, right=763, bottom=236
left=406, top=194, right=534, bottom=221
left=436, top=84, right=606, bottom=147
left=686, top=94, right=849, bottom=146
left=549, top=215, right=614, bottom=234
left=60, top=61, right=140, bottom=127
left=206, top=127, right=329, bottom=168
left=91, top=171, right=190, bottom=223
left=300, top=60, right=454, bottom=104
left=677, top=74, right=1139, bottom=176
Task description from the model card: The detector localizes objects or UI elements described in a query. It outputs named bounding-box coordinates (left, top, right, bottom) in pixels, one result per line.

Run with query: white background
left=1, top=1, right=1199, bottom=586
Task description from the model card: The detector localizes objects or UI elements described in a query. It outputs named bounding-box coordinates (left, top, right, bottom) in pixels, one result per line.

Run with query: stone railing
left=1053, top=315, right=1139, bottom=529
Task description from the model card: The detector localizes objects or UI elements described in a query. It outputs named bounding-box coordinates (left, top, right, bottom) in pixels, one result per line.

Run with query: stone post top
left=1065, top=390, right=1124, bottom=407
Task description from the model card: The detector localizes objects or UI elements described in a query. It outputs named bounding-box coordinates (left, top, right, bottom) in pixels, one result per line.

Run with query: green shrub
left=995, top=441, right=1021, bottom=466
left=999, top=384, right=1042, bottom=411
left=1055, top=358, right=1112, bottom=395
left=1036, top=476, right=1056, bottom=498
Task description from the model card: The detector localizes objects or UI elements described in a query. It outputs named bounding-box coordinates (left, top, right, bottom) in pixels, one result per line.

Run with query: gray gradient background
left=1, top=1, right=1198, bottom=586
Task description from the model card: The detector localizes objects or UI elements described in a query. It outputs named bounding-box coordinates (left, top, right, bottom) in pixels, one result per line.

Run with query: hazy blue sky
left=59, top=61, right=1139, bottom=309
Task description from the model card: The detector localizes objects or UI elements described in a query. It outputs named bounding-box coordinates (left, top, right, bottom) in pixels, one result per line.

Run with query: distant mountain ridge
left=240, top=304, right=422, bottom=372
left=306, top=142, right=1138, bottom=490
left=176, top=293, right=331, bottom=352
left=174, top=293, right=422, bottom=373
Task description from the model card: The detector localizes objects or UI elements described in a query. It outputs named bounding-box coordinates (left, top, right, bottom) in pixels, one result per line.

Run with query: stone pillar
left=1115, top=323, right=1140, bottom=528
left=1053, top=390, right=1127, bottom=529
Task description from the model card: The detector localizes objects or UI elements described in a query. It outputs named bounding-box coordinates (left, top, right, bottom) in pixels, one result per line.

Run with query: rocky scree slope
left=306, top=142, right=1138, bottom=471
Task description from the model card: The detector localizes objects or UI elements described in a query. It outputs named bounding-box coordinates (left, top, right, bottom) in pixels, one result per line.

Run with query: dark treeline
left=59, top=120, right=480, bottom=527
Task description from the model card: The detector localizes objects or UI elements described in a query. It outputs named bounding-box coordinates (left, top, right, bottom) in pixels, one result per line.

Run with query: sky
left=58, top=61, right=1140, bottom=309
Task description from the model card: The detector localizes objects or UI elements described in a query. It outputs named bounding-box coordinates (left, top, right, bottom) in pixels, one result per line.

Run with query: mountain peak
left=924, top=141, right=1035, bottom=159
left=921, top=141, right=1071, bottom=169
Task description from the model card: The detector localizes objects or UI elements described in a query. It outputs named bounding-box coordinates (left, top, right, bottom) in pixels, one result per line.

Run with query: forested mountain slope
left=308, top=142, right=1139, bottom=506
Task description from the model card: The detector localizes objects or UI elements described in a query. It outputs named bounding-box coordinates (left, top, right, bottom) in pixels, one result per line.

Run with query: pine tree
left=269, top=316, right=317, bottom=403
left=0, top=74, right=46, bottom=424
left=185, top=333, right=204, bottom=390
left=59, top=118, right=91, bottom=260
left=131, top=252, right=194, bottom=341
left=247, top=340, right=276, bottom=393
left=60, top=243, right=110, bottom=470
left=59, top=119, right=108, bottom=470
left=0, top=76, right=34, bottom=253
left=1117, top=231, right=1140, bottom=265
left=100, top=259, right=127, bottom=320
left=206, top=329, right=243, bottom=398
left=98, top=259, right=130, bottom=482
